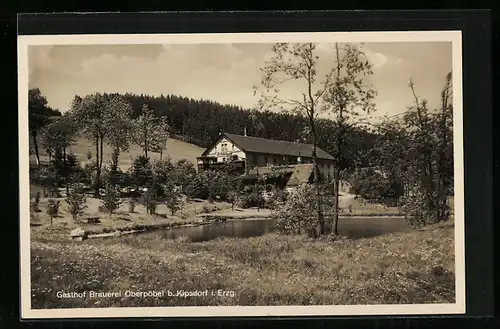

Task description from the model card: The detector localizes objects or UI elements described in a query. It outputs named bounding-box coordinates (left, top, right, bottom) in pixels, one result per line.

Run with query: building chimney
left=244, top=126, right=247, bottom=137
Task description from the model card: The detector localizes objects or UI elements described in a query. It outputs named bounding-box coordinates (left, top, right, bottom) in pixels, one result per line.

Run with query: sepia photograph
left=18, top=31, right=465, bottom=318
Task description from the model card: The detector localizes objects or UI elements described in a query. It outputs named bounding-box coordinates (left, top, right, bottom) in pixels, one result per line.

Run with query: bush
left=152, top=158, right=174, bottom=184
left=400, top=190, right=450, bottom=227
left=173, top=159, right=197, bottom=191
left=100, top=183, right=122, bottom=218
left=227, top=190, right=241, bottom=210
left=166, top=195, right=184, bottom=216
left=30, top=192, right=42, bottom=213
left=265, top=187, right=288, bottom=211
left=45, top=199, right=61, bottom=226
left=128, top=199, right=136, bottom=213
left=30, top=166, right=58, bottom=197
left=185, top=170, right=235, bottom=201
left=65, top=188, right=88, bottom=221
left=239, top=185, right=265, bottom=209
left=80, top=161, right=97, bottom=186
left=106, top=168, right=132, bottom=187
left=130, top=155, right=154, bottom=187
left=273, top=184, right=322, bottom=237
left=50, top=150, right=81, bottom=187
left=140, top=188, right=159, bottom=216
left=349, top=168, right=404, bottom=204
left=148, top=201, right=158, bottom=216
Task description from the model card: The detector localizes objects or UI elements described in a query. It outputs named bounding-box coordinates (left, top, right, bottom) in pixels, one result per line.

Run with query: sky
left=28, top=42, right=452, bottom=121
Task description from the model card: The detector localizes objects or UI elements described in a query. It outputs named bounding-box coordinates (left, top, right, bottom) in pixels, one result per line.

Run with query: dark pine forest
left=117, top=93, right=377, bottom=170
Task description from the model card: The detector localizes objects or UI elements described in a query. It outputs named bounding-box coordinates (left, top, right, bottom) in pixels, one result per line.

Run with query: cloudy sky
left=28, top=42, right=452, bottom=120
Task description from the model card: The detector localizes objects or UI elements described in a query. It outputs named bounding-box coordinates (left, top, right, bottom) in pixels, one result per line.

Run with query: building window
left=221, top=143, right=228, bottom=154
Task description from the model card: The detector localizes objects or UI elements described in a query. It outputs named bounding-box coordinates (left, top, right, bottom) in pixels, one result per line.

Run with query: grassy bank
left=31, top=221, right=455, bottom=308
left=30, top=193, right=233, bottom=241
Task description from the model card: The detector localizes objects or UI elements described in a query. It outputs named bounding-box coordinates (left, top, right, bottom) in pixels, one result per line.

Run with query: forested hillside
left=101, top=93, right=379, bottom=169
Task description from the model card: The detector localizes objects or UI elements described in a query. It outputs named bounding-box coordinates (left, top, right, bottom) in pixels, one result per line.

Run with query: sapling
left=45, top=198, right=61, bottom=226
left=66, top=189, right=87, bottom=222
left=128, top=199, right=136, bottom=213
left=101, top=183, right=122, bottom=218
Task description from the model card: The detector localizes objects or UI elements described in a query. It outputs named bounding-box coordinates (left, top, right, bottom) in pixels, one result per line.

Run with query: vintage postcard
left=18, top=31, right=465, bottom=319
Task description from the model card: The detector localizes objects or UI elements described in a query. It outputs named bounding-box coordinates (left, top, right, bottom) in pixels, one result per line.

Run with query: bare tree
left=401, top=73, right=453, bottom=225
left=436, top=72, right=453, bottom=223
left=255, top=43, right=333, bottom=236
left=322, top=43, right=377, bottom=235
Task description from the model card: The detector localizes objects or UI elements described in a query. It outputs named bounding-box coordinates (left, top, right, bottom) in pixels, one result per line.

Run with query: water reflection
left=141, top=217, right=411, bottom=242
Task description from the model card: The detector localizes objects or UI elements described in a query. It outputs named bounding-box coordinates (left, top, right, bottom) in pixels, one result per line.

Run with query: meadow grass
left=30, top=221, right=455, bottom=308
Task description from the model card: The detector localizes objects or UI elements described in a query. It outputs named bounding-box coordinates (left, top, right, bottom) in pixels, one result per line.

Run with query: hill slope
left=30, top=136, right=205, bottom=172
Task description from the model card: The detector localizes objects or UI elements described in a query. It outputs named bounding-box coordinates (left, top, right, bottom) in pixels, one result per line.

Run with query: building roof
left=246, top=165, right=294, bottom=176
left=203, top=133, right=334, bottom=160
left=286, top=164, right=315, bottom=186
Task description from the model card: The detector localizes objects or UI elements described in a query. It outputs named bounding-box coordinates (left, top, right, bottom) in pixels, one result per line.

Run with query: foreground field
left=31, top=221, right=455, bottom=308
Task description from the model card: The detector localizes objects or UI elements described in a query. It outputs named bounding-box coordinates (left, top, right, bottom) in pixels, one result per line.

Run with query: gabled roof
left=202, top=133, right=334, bottom=160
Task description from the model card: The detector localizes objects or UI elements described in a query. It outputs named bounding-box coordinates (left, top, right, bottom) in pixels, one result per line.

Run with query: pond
left=138, top=217, right=412, bottom=242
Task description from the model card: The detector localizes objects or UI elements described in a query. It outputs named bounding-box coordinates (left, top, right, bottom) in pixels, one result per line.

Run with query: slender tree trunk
left=63, top=147, right=69, bottom=196
left=99, top=135, right=104, bottom=172
left=311, top=127, right=324, bottom=236
left=32, top=131, right=40, bottom=166
left=94, top=135, right=101, bottom=197
left=437, top=88, right=450, bottom=222
left=331, top=115, right=345, bottom=236
left=424, top=148, right=437, bottom=222
left=332, top=167, right=340, bottom=235
left=330, top=44, right=344, bottom=236
left=305, top=43, right=324, bottom=236
left=144, top=131, right=148, bottom=158
left=111, top=147, right=119, bottom=172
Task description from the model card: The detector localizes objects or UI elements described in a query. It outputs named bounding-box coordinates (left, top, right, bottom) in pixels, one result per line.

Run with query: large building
left=197, top=133, right=335, bottom=183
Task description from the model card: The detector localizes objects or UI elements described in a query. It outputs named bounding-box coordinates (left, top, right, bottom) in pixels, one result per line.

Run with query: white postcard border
left=18, top=30, right=465, bottom=319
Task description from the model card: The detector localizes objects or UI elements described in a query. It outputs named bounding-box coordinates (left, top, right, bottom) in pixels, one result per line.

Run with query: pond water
left=140, top=217, right=412, bottom=242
